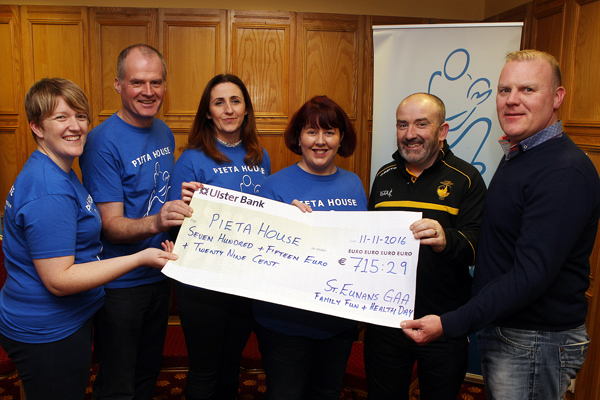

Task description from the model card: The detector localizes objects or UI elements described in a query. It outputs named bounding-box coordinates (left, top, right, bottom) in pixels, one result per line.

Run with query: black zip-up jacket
left=369, top=141, right=487, bottom=318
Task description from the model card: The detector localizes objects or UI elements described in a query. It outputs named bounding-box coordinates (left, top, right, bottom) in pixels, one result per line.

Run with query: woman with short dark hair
left=254, top=95, right=366, bottom=400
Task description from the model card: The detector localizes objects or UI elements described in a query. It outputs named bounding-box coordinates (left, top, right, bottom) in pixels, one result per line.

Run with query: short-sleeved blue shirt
left=0, top=150, right=104, bottom=343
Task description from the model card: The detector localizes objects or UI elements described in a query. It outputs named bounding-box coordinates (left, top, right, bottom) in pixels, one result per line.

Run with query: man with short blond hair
left=402, top=50, right=600, bottom=400
left=80, top=44, right=192, bottom=400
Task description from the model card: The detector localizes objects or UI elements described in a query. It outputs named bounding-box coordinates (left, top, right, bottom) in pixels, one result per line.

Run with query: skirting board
left=465, top=373, right=484, bottom=385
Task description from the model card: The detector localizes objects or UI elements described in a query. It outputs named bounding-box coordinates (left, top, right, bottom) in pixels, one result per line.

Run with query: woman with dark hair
left=169, top=74, right=271, bottom=400
left=0, top=78, right=176, bottom=400
left=254, top=95, right=367, bottom=400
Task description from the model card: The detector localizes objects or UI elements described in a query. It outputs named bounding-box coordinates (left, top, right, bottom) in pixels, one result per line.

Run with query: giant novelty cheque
left=162, top=184, right=422, bottom=328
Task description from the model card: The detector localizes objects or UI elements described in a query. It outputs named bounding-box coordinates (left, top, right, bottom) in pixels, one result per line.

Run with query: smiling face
left=298, top=125, right=342, bottom=176
left=31, top=96, right=89, bottom=172
left=207, top=82, right=247, bottom=143
left=496, top=59, right=565, bottom=144
left=114, top=49, right=166, bottom=128
left=396, top=94, right=448, bottom=175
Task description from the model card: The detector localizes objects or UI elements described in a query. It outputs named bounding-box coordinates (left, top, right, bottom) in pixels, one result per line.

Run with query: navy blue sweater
left=442, top=134, right=600, bottom=338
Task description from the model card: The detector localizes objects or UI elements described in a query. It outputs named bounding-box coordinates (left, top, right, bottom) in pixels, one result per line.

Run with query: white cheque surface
left=163, top=184, right=422, bottom=328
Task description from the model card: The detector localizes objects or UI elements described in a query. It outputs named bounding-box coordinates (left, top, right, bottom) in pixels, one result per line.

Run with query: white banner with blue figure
left=372, top=23, right=523, bottom=186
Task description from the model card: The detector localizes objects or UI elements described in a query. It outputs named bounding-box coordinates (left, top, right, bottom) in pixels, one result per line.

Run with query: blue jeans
left=477, top=324, right=589, bottom=400
left=255, top=323, right=356, bottom=400
left=93, top=279, right=171, bottom=400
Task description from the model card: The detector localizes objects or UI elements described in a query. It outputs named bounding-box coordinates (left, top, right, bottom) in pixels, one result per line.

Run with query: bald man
left=365, top=93, right=487, bottom=400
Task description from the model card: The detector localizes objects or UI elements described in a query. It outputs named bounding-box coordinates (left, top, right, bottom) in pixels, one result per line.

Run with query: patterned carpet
left=0, top=369, right=486, bottom=400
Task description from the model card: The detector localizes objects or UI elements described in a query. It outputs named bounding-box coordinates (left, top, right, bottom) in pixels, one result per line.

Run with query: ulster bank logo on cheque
left=198, top=186, right=265, bottom=208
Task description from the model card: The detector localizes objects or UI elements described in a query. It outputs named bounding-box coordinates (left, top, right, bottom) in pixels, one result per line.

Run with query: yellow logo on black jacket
left=437, top=180, right=453, bottom=200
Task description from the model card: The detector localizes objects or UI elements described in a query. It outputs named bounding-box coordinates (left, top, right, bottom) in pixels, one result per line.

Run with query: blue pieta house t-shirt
left=0, top=150, right=104, bottom=343
left=254, top=164, right=367, bottom=339
left=80, top=113, right=175, bottom=289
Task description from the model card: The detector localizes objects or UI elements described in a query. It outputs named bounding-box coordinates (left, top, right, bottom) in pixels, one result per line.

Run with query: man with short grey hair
left=80, top=44, right=192, bottom=399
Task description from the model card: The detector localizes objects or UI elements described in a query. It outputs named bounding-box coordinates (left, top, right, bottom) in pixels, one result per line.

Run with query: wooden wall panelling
left=562, top=0, right=600, bottom=128
left=159, top=8, right=227, bottom=159
left=484, top=1, right=533, bottom=49
left=571, top=145, right=600, bottom=400
left=362, top=16, right=375, bottom=196
left=230, top=10, right=297, bottom=174
left=297, top=12, right=365, bottom=180
left=0, top=5, right=24, bottom=218
left=531, top=0, right=568, bottom=69
left=88, top=7, right=158, bottom=128
left=559, top=1, right=600, bottom=398
left=20, top=5, right=89, bottom=176
left=531, top=0, right=569, bottom=120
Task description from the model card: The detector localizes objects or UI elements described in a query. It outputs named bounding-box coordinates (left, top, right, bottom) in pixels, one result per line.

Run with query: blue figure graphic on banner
left=428, top=48, right=493, bottom=176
